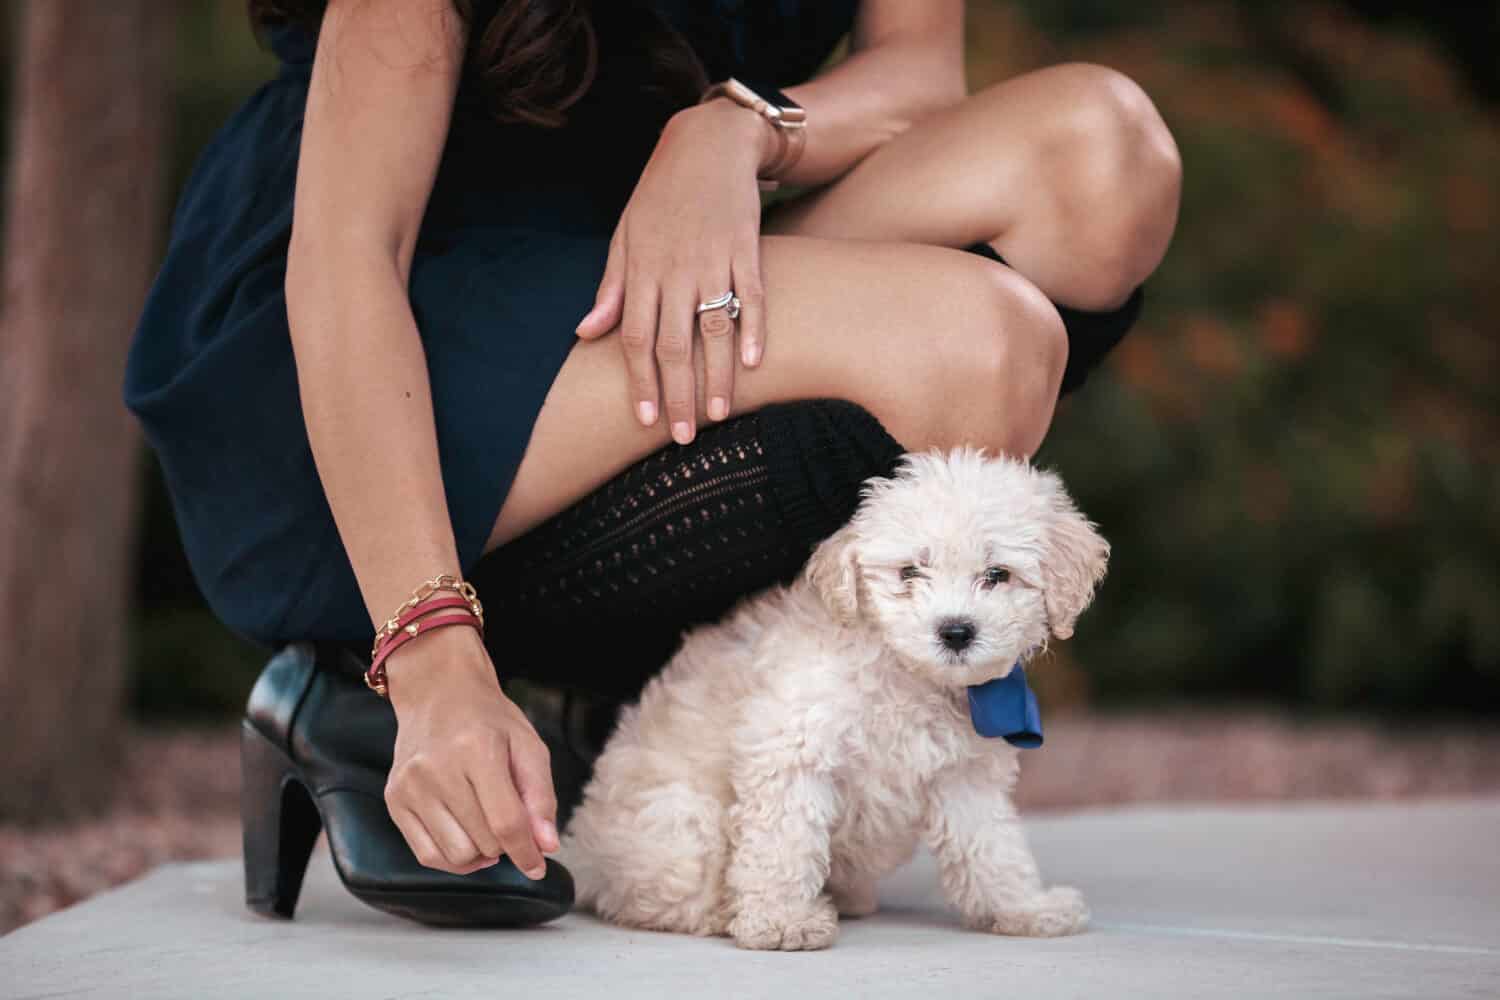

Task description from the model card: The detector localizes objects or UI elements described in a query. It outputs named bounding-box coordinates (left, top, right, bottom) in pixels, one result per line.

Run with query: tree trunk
left=0, top=2, right=173, bottom=821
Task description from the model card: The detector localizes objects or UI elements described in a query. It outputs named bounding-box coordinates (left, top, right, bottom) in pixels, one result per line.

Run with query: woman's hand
left=575, top=100, right=778, bottom=445
left=381, top=626, right=559, bottom=878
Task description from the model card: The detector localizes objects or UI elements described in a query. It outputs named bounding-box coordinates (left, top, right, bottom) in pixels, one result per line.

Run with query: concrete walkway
left=3, top=799, right=1497, bottom=999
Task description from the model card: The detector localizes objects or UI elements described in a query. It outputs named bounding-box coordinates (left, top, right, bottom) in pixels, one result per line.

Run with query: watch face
left=766, top=87, right=802, bottom=111
left=733, top=76, right=800, bottom=112
left=771, top=88, right=805, bottom=125
left=709, top=77, right=805, bottom=129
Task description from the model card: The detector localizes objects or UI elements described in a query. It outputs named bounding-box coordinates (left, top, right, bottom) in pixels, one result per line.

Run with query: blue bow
left=966, top=663, right=1043, bottom=748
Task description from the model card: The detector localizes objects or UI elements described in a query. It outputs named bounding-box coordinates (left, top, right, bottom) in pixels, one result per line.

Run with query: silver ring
left=696, top=290, right=741, bottom=320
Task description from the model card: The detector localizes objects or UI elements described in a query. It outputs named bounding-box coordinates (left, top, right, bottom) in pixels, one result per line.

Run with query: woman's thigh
left=764, top=62, right=1181, bottom=312
left=486, top=233, right=1065, bottom=551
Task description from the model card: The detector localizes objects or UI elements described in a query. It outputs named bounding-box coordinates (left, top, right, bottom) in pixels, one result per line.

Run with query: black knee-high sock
left=467, top=397, right=908, bottom=700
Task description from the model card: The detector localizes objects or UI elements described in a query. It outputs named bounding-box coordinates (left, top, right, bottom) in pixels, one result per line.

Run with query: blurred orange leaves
left=1258, top=299, right=1314, bottom=360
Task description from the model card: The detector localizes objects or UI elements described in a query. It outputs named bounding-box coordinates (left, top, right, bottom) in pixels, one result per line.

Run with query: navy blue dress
left=127, top=1, right=1140, bottom=652
left=124, top=1, right=861, bottom=648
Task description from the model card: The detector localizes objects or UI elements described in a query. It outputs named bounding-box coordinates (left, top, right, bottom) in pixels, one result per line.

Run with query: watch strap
left=700, top=77, right=806, bottom=189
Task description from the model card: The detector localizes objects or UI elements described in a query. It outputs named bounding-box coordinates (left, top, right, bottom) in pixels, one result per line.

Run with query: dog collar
left=967, top=663, right=1043, bottom=748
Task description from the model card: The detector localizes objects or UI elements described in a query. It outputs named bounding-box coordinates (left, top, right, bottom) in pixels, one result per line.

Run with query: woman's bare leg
left=485, top=63, right=1182, bottom=552
left=766, top=62, right=1182, bottom=312
left=486, top=234, right=1064, bottom=550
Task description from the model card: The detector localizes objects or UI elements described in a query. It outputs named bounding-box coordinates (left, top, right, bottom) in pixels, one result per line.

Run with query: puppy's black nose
left=937, top=618, right=977, bottom=651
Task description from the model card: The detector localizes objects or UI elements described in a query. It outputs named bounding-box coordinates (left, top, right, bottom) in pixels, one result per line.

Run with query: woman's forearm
left=779, top=2, right=967, bottom=186
left=277, top=0, right=557, bottom=878
left=284, top=0, right=477, bottom=643
left=285, top=254, right=465, bottom=635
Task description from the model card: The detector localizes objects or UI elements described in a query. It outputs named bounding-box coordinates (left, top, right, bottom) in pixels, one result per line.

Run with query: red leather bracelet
left=365, top=612, right=483, bottom=697
left=370, top=595, right=474, bottom=654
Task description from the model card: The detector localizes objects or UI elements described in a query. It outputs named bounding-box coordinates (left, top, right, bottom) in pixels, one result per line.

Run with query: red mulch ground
left=4, top=711, right=1498, bottom=935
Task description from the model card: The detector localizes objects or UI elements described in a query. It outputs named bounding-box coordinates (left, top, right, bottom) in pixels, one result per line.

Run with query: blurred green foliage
left=990, top=1, right=1500, bottom=710
left=63, top=1, right=1497, bottom=716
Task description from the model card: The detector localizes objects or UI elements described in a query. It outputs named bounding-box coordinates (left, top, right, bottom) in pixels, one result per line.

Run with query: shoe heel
left=241, top=720, right=323, bottom=919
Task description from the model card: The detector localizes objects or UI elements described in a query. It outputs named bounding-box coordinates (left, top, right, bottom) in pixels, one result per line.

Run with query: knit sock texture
left=467, top=397, right=908, bottom=699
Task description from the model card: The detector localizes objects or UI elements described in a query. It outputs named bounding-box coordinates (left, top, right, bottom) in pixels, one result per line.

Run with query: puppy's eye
left=983, top=566, right=1011, bottom=587
left=899, top=565, right=921, bottom=581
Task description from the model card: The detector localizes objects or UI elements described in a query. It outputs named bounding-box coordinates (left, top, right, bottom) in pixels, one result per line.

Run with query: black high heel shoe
left=528, top=687, right=625, bottom=832
left=240, top=642, right=575, bottom=927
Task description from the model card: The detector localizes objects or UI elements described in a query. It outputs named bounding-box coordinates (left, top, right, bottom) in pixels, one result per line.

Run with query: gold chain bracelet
left=371, top=573, right=485, bottom=660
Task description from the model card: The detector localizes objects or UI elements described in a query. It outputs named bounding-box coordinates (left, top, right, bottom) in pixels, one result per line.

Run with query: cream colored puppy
left=558, top=446, right=1110, bottom=950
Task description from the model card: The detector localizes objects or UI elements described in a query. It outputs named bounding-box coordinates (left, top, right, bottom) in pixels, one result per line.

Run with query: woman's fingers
left=508, top=734, right=561, bottom=854
left=620, top=269, right=662, bottom=428
left=470, top=759, right=548, bottom=879
left=467, top=742, right=550, bottom=879
left=437, top=771, right=505, bottom=862
left=423, top=800, right=493, bottom=871
left=392, top=789, right=489, bottom=874
left=732, top=243, right=766, bottom=368
left=389, top=804, right=453, bottom=873
left=697, top=265, right=737, bottom=422
left=658, top=282, right=700, bottom=443
left=576, top=228, right=626, bottom=340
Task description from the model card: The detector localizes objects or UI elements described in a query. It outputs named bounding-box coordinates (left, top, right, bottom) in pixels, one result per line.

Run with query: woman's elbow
left=283, top=226, right=407, bottom=333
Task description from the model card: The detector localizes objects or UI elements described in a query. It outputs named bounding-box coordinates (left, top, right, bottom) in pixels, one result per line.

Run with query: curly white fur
left=558, top=446, right=1110, bottom=950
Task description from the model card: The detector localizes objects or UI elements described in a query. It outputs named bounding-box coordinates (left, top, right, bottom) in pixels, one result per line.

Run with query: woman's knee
left=918, top=260, right=1067, bottom=459
left=1026, top=62, right=1182, bottom=309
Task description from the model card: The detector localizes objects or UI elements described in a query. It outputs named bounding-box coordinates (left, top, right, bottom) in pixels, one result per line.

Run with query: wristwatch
left=699, top=77, right=806, bottom=191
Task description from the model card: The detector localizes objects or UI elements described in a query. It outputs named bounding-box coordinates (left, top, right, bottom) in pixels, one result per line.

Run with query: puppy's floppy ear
left=1035, top=470, right=1110, bottom=639
left=803, top=519, right=862, bottom=624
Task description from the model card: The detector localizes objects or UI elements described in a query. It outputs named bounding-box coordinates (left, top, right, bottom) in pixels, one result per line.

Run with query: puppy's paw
left=974, top=886, right=1090, bottom=938
left=1025, top=886, right=1090, bottom=937
left=730, top=895, right=840, bottom=951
